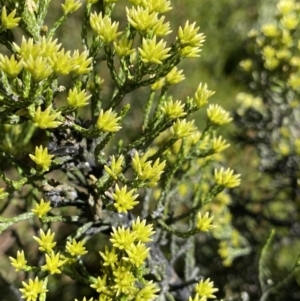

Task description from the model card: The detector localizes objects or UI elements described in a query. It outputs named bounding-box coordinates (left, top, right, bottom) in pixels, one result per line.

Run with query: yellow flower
left=178, top=21, right=205, bottom=48
left=71, top=50, right=93, bottom=75
left=23, top=55, right=53, bottom=82
left=212, top=136, right=230, bottom=153
left=31, top=199, right=52, bottom=218
left=114, top=37, right=135, bottom=57
left=90, top=275, right=109, bottom=294
left=33, top=229, right=56, bottom=253
left=67, top=87, right=91, bottom=108
left=277, top=0, right=295, bottom=15
left=180, top=45, right=202, bottom=58
left=19, top=277, right=48, bottom=301
left=104, top=155, right=124, bottom=180
left=112, top=266, right=137, bottom=296
left=99, top=246, right=118, bottom=267
left=195, top=278, right=218, bottom=299
left=0, top=54, right=23, bottom=78
left=161, top=99, right=186, bottom=119
left=90, top=12, right=121, bottom=43
left=132, top=151, right=166, bottom=186
left=123, top=242, right=149, bottom=267
left=9, top=250, right=27, bottom=271
left=151, top=78, right=165, bottom=90
left=206, top=104, right=232, bottom=125
left=153, top=16, right=172, bottom=36
left=62, top=0, right=82, bottom=15
left=32, top=105, right=62, bottom=129
left=135, top=281, right=160, bottom=301
left=281, top=13, right=299, bottom=30
left=196, top=212, right=215, bottom=232
left=261, top=23, right=279, bottom=37
left=139, top=36, right=171, bottom=64
left=96, top=108, right=122, bottom=132
left=126, top=6, right=158, bottom=33
left=194, top=83, right=215, bottom=108
left=141, top=0, right=172, bottom=13
left=112, top=184, right=139, bottom=213
left=239, top=59, right=253, bottom=72
left=1, top=7, right=21, bottom=29
left=110, top=226, right=136, bottom=250
left=131, top=217, right=155, bottom=243
left=66, top=238, right=88, bottom=256
left=42, top=252, right=66, bottom=274
left=29, top=146, right=54, bottom=172
left=214, top=167, right=241, bottom=188
left=171, top=119, right=196, bottom=138
left=49, top=49, right=73, bottom=75
left=166, top=67, right=185, bottom=85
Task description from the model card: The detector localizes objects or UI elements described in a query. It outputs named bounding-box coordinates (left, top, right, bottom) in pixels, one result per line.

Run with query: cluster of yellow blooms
left=0, top=0, right=244, bottom=300
left=10, top=199, right=159, bottom=301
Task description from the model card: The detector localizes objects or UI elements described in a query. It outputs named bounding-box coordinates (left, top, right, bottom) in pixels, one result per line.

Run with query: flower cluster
left=132, top=151, right=166, bottom=187
left=10, top=226, right=89, bottom=301
left=90, top=218, right=159, bottom=300
left=3, top=0, right=241, bottom=300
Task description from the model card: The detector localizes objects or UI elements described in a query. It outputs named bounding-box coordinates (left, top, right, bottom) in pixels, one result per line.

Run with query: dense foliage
left=0, top=1, right=299, bottom=301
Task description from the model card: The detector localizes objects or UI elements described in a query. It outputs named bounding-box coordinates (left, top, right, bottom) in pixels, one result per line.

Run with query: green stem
left=47, top=15, right=67, bottom=39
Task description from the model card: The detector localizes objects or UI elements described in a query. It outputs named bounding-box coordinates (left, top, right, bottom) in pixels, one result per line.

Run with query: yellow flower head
left=90, top=12, right=121, bottom=43
left=206, top=104, right=233, bottom=125
left=139, top=36, right=171, bottom=64
left=126, top=6, right=158, bottom=33
left=33, top=229, right=57, bottom=253
left=171, top=119, right=196, bottom=138
left=166, top=67, right=185, bottom=85
left=110, top=226, right=136, bottom=250
left=112, top=184, right=139, bottom=213
left=29, top=146, right=54, bottom=172
left=62, top=0, right=82, bottom=15
left=66, top=238, right=88, bottom=256
left=196, top=212, right=216, bottom=232
left=214, top=167, right=241, bottom=188
left=132, top=151, right=166, bottom=186
left=1, top=7, right=21, bottom=29
left=194, top=83, right=215, bottom=108
left=42, top=251, right=66, bottom=275
left=141, top=0, right=172, bottom=13
left=67, top=87, right=91, bottom=108
left=131, top=217, right=155, bottom=243
left=123, top=242, right=150, bottom=267
left=19, top=277, right=48, bottom=301
left=104, top=155, right=124, bottom=180
left=161, top=99, right=186, bottom=120
left=31, top=199, right=52, bottom=218
left=114, top=37, right=135, bottom=57
left=195, top=278, right=218, bottom=299
left=135, top=281, right=160, bottom=301
left=32, top=105, right=62, bottom=129
left=0, top=54, right=23, bottom=78
left=9, top=250, right=27, bottom=272
left=96, top=108, right=122, bottom=132
left=178, top=21, right=205, bottom=48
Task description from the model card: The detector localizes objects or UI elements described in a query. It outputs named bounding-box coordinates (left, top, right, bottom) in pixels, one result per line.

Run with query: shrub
left=0, top=1, right=242, bottom=301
